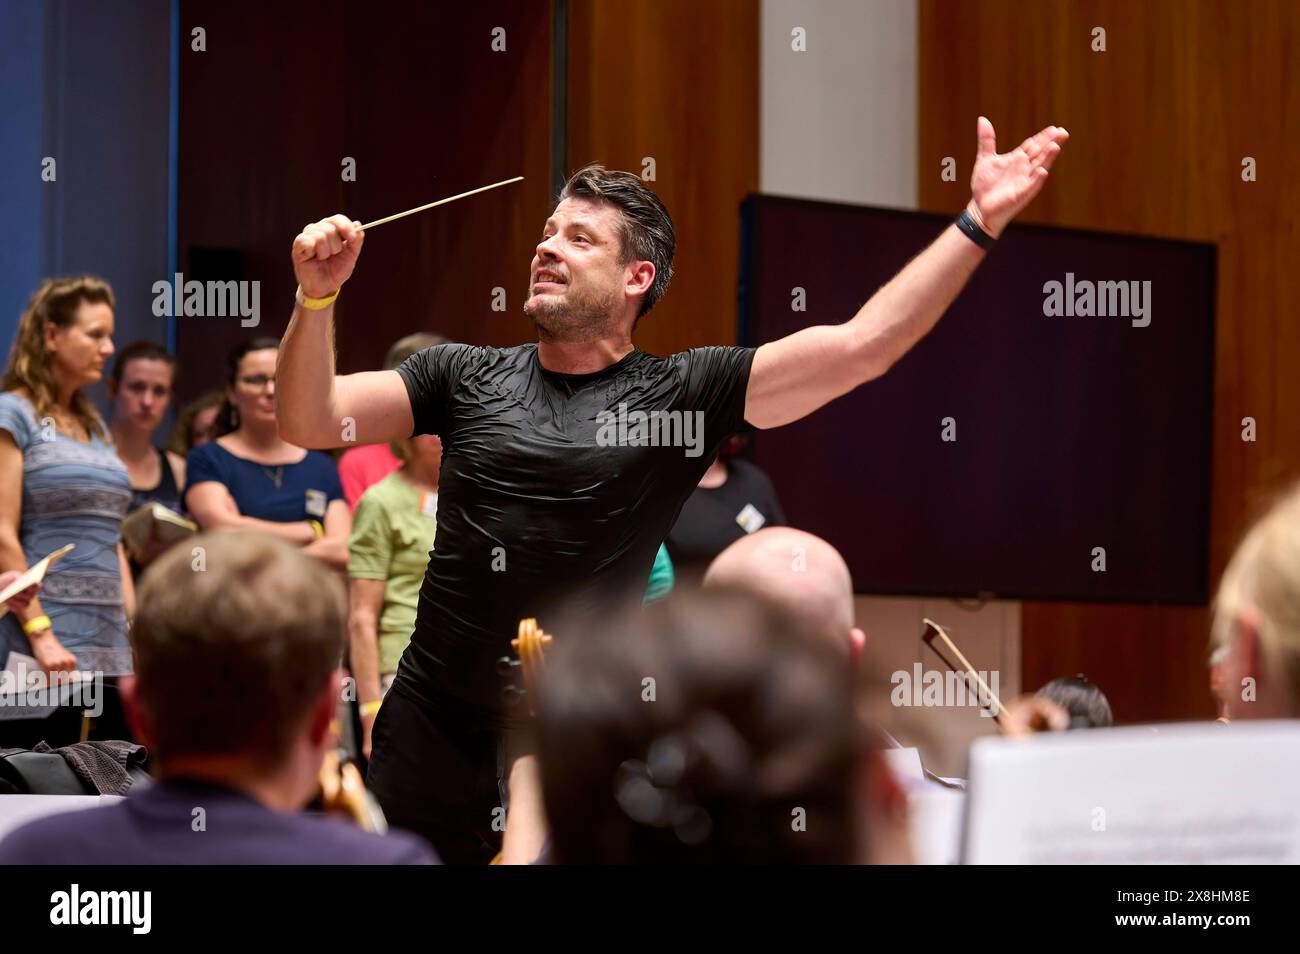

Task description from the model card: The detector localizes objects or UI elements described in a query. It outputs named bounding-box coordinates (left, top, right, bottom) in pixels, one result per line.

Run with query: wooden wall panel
left=177, top=0, right=552, bottom=401
left=918, top=0, right=1300, bottom=723
left=566, top=0, right=759, bottom=355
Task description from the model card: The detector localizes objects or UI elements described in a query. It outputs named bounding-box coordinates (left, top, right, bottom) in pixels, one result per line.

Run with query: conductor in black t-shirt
left=276, top=119, right=1067, bottom=862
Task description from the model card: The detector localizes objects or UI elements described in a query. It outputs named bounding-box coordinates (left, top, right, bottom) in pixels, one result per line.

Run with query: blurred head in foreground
left=1212, top=483, right=1300, bottom=720
left=537, top=588, right=883, bottom=863
left=125, top=531, right=345, bottom=808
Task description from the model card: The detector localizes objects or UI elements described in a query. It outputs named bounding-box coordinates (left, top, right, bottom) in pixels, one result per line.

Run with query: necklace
left=262, top=465, right=285, bottom=489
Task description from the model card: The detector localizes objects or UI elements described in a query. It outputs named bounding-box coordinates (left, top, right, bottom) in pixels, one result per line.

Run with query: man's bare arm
left=277, top=214, right=414, bottom=448
left=746, top=227, right=984, bottom=429
left=745, top=118, right=1068, bottom=430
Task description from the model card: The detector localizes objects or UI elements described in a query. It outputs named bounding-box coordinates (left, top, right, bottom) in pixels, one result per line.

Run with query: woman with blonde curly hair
left=0, top=277, right=135, bottom=722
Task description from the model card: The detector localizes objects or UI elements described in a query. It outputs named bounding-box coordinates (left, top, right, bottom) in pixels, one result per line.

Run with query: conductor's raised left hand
left=968, top=117, right=1069, bottom=238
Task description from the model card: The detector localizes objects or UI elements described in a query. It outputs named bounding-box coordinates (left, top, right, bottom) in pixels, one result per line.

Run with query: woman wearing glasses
left=185, top=338, right=350, bottom=569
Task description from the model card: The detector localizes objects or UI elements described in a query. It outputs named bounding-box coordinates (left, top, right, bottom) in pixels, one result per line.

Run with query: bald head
left=704, top=528, right=858, bottom=655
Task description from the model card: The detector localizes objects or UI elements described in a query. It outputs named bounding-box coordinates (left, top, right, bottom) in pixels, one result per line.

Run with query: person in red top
left=338, top=332, right=447, bottom=510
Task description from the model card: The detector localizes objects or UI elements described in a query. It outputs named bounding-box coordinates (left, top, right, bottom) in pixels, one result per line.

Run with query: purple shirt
left=0, top=779, right=438, bottom=865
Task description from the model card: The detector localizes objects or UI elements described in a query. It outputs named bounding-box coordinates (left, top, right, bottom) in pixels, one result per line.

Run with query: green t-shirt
left=347, top=471, right=439, bottom=674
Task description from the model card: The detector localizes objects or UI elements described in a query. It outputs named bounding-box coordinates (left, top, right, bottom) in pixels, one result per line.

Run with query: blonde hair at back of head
left=1213, top=483, right=1300, bottom=709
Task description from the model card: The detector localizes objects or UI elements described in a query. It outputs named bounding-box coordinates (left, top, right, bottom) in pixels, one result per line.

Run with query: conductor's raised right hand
left=292, top=214, right=365, bottom=300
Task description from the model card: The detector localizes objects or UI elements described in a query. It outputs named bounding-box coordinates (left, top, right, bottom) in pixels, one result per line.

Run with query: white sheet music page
left=965, top=721, right=1300, bottom=864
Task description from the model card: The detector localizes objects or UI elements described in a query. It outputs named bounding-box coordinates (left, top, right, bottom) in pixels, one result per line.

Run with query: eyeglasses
left=237, top=374, right=275, bottom=390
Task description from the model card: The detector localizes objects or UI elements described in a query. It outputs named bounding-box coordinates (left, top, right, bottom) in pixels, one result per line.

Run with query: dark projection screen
left=740, top=195, right=1216, bottom=604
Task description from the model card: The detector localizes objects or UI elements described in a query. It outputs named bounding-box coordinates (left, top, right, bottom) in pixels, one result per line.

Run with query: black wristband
left=955, top=208, right=996, bottom=250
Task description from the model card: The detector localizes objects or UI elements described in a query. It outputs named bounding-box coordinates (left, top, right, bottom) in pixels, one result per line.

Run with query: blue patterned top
left=0, top=392, right=132, bottom=675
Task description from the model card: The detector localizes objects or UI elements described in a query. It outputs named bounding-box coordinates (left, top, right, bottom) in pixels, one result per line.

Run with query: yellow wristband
left=308, top=519, right=325, bottom=540
left=23, top=614, right=52, bottom=636
left=360, top=700, right=382, bottom=717
left=295, top=285, right=339, bottom=310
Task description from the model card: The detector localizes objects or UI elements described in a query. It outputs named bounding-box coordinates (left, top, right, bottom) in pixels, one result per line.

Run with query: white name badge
left=419, top=491, right=439, bottom=519
left=735, top=503, right=766, bottom=534
left=305, top=489, right=327, bottom=517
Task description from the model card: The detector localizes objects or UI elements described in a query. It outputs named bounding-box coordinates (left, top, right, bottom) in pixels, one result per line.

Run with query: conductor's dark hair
left=557, top=164, right=675, bottom=321
left=537, top=587, right=867, bottom=864
left=1037, top=674, right=1114, bottom=729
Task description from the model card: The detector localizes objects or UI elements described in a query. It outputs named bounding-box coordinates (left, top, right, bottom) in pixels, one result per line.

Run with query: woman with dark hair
left=536, top=588, right=883, bottom=864
left=108, top=340, right=185, bottom=517
left=0, top=277, right=134, bottom=686
left=184, top=338, right=349, bottom=569
left=1035, top=675, right=1113, bottom=729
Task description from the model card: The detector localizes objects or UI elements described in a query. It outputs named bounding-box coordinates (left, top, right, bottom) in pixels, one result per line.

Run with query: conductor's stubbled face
left=523, top=197, right=627, bottom=340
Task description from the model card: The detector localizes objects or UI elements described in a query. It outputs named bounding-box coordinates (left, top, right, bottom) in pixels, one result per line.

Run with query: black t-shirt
left=666, top=457, right=786, bottom=578
left=128, top=447, right=182, bottom=515
left=395, top=342, right=756, bottom=717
